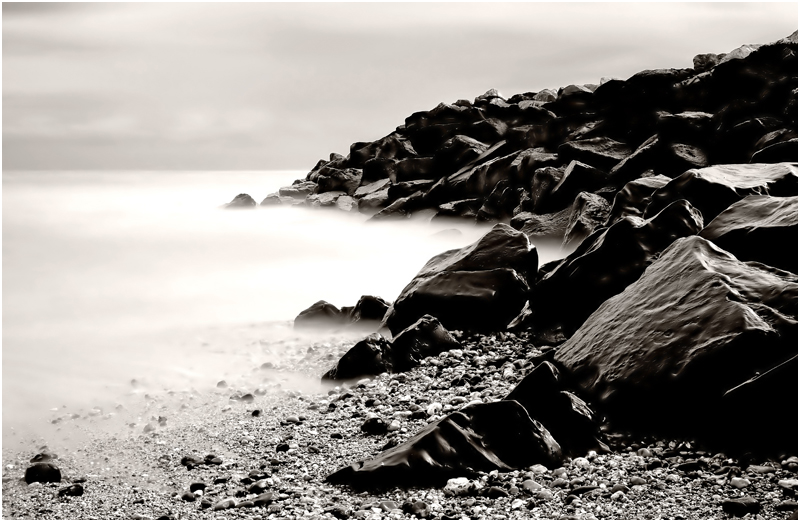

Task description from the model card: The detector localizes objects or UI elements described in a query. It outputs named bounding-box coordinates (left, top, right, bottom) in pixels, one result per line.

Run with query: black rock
left=322, top=333, right=390, bottom=381
left=57, top=484, right=84, bottom=497
left=386, top=315, right=461, bottom=373
left=25, top=462, right=61, bottom=484
left=721, top=496, right=761, bottom=517
left=361, top=417, right=388, bottom=436
left=294, top=300, right=348, bottom=330
left=225, top=193, right=256, bottom=209
left=189, top=482, right=206, bottom=493
left=276, top=443, right=290, bottom=453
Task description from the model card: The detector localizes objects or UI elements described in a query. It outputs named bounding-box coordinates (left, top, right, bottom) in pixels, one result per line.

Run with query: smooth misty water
left=2, top=171, right=565, bottom=441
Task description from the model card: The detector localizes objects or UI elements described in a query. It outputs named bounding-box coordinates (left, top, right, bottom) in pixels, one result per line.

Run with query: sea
left=2, top=170, right=565, bottom=443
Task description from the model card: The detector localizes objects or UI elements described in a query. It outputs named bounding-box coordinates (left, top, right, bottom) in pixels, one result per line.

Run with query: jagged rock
left=387, top=180, right=436, bottom=202
left=644, top=163, right=799, bottom=223
left=322, top=333, right=390, bottom=381
left=608, top=135, right=661, bottom=183
left=384, top=224, right=538, bottom=335
left=363, top=158, right=397, bottom=182
left=357, top=187, right=391, bottom=213
left=693, top=53, right=722, bottom=72
left=435, top=198, right=482, bottom=220
left=335, top=195, right=358, bottom=212
left=547, top=161, right=608, bottom=212
left=326, top=401, right=562, bottom=490
left=511, top=209, right=571, bottom=240
left=278, top=181, right=317, bottom=199
left=605, top=174, right=672, bottom=226
left=557, top=137, right=633, bottom=172
left=699, top=195, right=798, bottom=272
left=562, top=192, right=611, bottom=249
left=533, top=200, right=704, bottom=335
left=530, top=166, right=565, bottom=213
left=505, top=361, right=607, bottom=456
left=392, top=157, right=438, bottom=183
left=434, top=135, right=489, bottom=173
left=368, top=191, right=426, bottom=221
left=306, top=191, right=345, bottom=207
left=463, top=117, right=508, bottom=144
left=259, top=193, right=281, bottom=206
left=225, top=193, right=256, bottom=209
left=554, top=236, right=798, bottom=449
left=656, top=111, right=715, bottom=145
left=294, top=300, right=347, bottom=330
left=752, top=138, right=799, bottom=163
left=348, top=133, right=417, bottom=169
left=349, top=295, right=391, bottom=325
left=476, top=180, right=523, bottom=222
left=317, top=167, right=363, bottom=195
left=386, top=315, right=461, bottom=372
left=355, top=178, right=390, bottom=198
left=508, top=148, right=560, bottom=185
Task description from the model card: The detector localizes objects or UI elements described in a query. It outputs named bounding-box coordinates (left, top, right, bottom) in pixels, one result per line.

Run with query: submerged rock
left=326, top=401, right=561, bottom=490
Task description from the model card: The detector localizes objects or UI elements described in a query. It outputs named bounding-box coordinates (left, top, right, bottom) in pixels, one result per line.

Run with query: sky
left=2, top=2, right=798, bottom=171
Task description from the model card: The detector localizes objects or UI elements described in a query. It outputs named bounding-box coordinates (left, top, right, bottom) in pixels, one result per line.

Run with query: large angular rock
left=605, top=174, right=672, bottom=226
left=294, top=300, right=348, bottom=329
left=547, top=161, right=608, bottom=212
left=562, top=192, right=611, bottom=249
left=644, top=163, right=798, bottom=223
left=699, top=195, right=798, bottom=272
left=530, top=166, right=565, bottom=213
left=326, top=401, right=562, bottom=490
left=278, top=181, right=317, bottom=199
left=434, top=135, right=489, bottom=173
left=386, top=315, right=461, bottom=372
left=349, top=295, right=391, bottom=325
left=317, top=167, right=363, bottom=195
left=511, top=209, right=571, bottom=240
left=384, top=224, right=538, bottom=335
left=554, top=236, right=798, bottom=449
left=533, top=200, right=704, bottom=335
left=505, top=362, right=607, bottom=457
left=557, top=137, right=633, bottom=172
left=322, top=333, right=390, bottom=381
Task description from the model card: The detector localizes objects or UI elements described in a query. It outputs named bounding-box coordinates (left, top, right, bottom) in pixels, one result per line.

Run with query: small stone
left=361, top=417, right=388, bottom=436
left=253, top=492, right=275, bottom=506
left=180, top=491, right=195, bottom=502
left=535, top=489, right=554, bottom=501
left=284, top=416, right=301, bottom=424
left=511, top=499, right=525, bottom=510
left=522, top=479, right=543, bottom=493
left=778, top=478, right=798, bottom=490
left=629, top=477, right=647, bottom=486
left=485, top=486, right=508, bottom=499
left=730, top=476, right=751, bottom=489
left=276, top=443, right=290, bottom=453
left=610, top=491, right=627, bottom=503
left=572, top=457, right=590, bottom=469
left=386, top=420, right=401, bottom=432
left=776, top=500, right=798, bottom=512
left=217, top=380, right=228, bottom=388
left=530, top=464, right=549, bottom=474
left=550, top=478, right=568, bottom=488
left=610, top=484, right=629, bottom=494
left=379, top=500, right=398, bottom=512
left=330, top=432, right=343, bottom=439
left=637, top=448, right=652, bottom=458
left=57, top=484, right=84, bottom=497
left=721, top=496, right=761, bottom=517
left=189, top=482, right=206, bottom=493
left=252, top=410, right=261, bottom=417
left=212, top=498, right=237, bottom=511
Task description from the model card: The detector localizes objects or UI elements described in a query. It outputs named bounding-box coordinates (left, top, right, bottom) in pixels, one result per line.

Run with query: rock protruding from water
left=294, top=300, right=348, bottom=330
left=225, top=193, right=256, bottom=209
left=326, top=401, right=561, bottom=490
left=553, top=236, right=798, bottom=451
left=25, top=462, right=61, bottom=484
left=321, top=333, right=390, bottom=381
left=383, top=223, right=537, bottom=335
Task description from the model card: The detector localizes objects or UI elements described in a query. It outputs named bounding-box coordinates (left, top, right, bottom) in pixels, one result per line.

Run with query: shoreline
left=3, top=326, right=797, bottom=520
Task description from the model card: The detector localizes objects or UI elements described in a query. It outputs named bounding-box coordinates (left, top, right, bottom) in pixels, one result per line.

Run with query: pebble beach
left=2, top=324, right=797, bottom=520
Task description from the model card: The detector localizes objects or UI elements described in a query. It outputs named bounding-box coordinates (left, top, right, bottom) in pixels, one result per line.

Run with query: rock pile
left=286, top=32, right=799, bottom=491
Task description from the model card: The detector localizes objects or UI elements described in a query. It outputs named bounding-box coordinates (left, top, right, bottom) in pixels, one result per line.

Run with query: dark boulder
left=384, top=224, right=538, bottom=335
left=554, top=236, right=798, bottom=451
left=751, top=138, right=799, bottom=163
left=562, top=192, right=611, bottom=249
left=644, top=163, right=799, bottom=223
left=434, top=198, right=482, bottom=220
left=699, top=195, right=798, bottom=273
left=557, top=137, right=633, bottom=172
left=533, top=199, right=704, bottom=335
left=25, top=462, right=61, bottom=484
left=349, top=295, right=391, bottom=325
left=546, top=161, right=608, bottom=212
left=348, top=133, right=417, bottom=169
left=387, top=180, right=436, bottom=202
left=278, top=181, right=317, bottom=199
left=225, top=194, right=256, bottom=209
left=392, top=157, right=438, bottom=183
left=322, top=333, right=390, bottom=381
left=476, top=180, right=524, bottom=222
left=530, top=166, right=565, bottom=213
left=362, top=158, right=397, bottom=182
left=306, top=191, right=345, bottom=208
left=317, top=167, right=363, bottom=196
left=386, top=315, right=461, bottom=372
left=511, top=209, right=571, bottom=241
left=508, top=148, right=560, bottom=186
left=605, top=174, right=672, bottom=226
left=434, top=135, right=489, bottom=173
left=326, top=401, right=562, bottom=490
left=505, top=361, right=607, bottom=457
left=294, top=300, right=347, bottom=330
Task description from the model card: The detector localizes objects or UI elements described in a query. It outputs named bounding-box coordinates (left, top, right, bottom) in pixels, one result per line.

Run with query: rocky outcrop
left=326, top=401, right=561, bottom=490
left=294, top=300, right=348, bottom=330
left=383, top=224, right=537, bottom=335
left=699, top=195, right=798, bottom=273
left=553, top=236, right=798, bottom=451
left=532, top=199, right=704, bottom=335
left=225, top=193, right=256, bottom=209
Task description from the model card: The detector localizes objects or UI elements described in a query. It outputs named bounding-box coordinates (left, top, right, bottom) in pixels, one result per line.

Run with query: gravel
left=3, top=324, right=797, bottom=520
